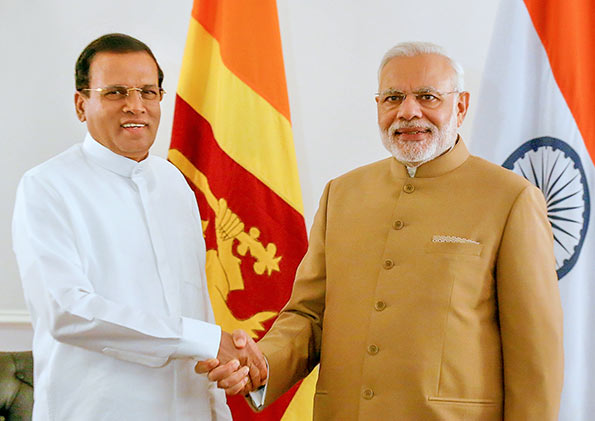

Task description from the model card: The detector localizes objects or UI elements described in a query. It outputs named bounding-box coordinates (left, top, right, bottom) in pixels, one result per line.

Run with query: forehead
left=378, top=54, right=454, bottom=92
left=88, top=51, right=159, bottom=86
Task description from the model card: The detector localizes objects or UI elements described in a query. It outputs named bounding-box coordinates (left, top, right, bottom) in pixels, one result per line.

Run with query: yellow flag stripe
left=178, top=17, right=304, bottom=214
left=280, top=366, right=318, bottom=420
left=168, top=149, right=217, bottom=209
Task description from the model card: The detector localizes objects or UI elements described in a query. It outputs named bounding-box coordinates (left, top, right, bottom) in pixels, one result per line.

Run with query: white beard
left=380, top=111, right=459, bottom=167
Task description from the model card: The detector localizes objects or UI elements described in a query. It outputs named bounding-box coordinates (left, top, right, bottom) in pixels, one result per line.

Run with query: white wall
left=0, top=0, right=501, bottom=349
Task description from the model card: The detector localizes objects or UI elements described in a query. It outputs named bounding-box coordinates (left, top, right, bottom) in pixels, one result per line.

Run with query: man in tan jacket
left=200, top=41, right=564, bottom=420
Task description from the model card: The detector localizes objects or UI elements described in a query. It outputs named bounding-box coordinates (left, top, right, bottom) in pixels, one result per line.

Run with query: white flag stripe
left=471, top=1, right=595, bottom=420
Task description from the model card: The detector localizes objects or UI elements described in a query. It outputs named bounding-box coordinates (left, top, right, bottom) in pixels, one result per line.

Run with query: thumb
left=232, top=329, right=248, bottom=348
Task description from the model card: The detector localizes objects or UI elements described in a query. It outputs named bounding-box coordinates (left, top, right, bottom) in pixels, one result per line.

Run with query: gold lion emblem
left=169, top=149, right=278, bottom=338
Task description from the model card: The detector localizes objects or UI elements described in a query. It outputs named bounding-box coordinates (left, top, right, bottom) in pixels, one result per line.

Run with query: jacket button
left=382, top=259, right=394, bottom=269
left=367, top=344, right=379, bottom=355
left=15, top=372, right=25, bottom=381
left=403, top=183, right=415, bottom=193
left=392, top=219, right=404, bottom=230
left=374, top=300, right=386, bottom=311
left=362, top=388, right=374, bottom=400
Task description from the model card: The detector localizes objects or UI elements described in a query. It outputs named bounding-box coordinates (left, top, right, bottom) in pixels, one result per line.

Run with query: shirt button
left=367, top=344, right=379, bottom=355
left=382, top=259, right=394, bottom=269
left=403, top=183, right=415, bottom=193
left=392, top=220, right=404, bottom=230
left=362, top=388, right=374, bottom=400
left=374, top=300, right=386, bottom=311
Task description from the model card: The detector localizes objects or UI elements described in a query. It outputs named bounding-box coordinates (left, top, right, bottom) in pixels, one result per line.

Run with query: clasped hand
left=195, top=329, right=267, bottom=395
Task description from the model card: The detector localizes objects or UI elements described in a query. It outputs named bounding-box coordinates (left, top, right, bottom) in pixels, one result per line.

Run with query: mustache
left=388, top=121, right=435, bottom=134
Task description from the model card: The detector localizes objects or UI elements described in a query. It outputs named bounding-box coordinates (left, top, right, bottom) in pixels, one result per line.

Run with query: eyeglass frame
left=80, top=85, right=166, bottom=102
left=375, top=88, right=460, bottom=109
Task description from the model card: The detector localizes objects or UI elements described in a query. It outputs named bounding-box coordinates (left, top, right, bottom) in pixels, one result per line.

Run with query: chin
left=382, top=135, right=435, bottom=163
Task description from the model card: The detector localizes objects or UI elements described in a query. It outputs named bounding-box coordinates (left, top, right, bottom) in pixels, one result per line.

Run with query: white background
left=0, top=0, right=500, bottom=348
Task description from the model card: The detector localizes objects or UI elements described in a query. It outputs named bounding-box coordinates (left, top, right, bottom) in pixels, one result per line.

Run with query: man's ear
left=456, top=91, right=470, bottom=127
left=74, top=91, right=86, bottom=122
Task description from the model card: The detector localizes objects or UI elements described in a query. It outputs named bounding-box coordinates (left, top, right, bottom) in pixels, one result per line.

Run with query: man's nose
left=122, top=91, right=146, bottom=113
left=396, top=95, right=423, bottom=120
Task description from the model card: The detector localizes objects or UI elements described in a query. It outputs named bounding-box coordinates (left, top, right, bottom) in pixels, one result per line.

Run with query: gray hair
left=378, top=41, right=464, bottom=91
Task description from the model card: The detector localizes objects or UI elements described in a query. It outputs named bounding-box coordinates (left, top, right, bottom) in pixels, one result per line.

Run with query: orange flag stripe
left=525, top=0, right=595, bottom=163
left=178, top=17, right=304, bottom=215
left=191, top=0, right=291, bottom=121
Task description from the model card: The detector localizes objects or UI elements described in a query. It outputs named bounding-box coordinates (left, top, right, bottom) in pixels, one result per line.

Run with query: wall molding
left=0, top=310, right=32, bottom=326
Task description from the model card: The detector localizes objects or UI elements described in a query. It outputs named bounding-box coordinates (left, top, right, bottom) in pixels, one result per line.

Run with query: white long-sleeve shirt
left=12, top=134, right=232, bottom=421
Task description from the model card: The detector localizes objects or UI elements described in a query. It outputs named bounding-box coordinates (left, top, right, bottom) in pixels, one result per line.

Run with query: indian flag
left=471, top=0, right=594, bottom=419
left=168, top=0, right=316, bottom=419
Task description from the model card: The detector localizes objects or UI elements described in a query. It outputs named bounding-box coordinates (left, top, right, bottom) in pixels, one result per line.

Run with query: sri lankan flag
left=168, top=0, right=315, bottom=419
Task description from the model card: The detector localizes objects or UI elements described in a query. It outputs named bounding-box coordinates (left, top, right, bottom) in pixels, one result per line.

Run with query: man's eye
left=104, top=88, right=126, bottom=98
left=418, top=94, right=438, bottom=101
left=141, top=89, right=158, bottom=99
left=385, top=94, right=404, bottom=102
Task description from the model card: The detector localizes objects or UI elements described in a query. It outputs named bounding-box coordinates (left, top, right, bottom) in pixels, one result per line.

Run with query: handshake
left=195, top=330, right=268, bottom=395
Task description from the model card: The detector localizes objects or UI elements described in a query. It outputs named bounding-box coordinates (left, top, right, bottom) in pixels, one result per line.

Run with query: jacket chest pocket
left=425, top=241, right=483, bottom=256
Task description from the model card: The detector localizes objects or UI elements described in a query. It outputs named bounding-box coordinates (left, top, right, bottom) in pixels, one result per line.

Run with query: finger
left=218, top=365, right=250, bottom=391
left=250, top=352, right=268, bottom=382
left=248, top=362, right=264, bottom=388
left=245, top=377, right=253, bottom=391
left=207, top=359, right=239, bottom=382
left=232, top=329, right=247, bottom=348
left=194, top=358, right=219, bottom=374
left=217, top=331, right=234, bottom=363
left=225, top=375, right=250, bottom=396
left=236, top=377, right=254, bottom=396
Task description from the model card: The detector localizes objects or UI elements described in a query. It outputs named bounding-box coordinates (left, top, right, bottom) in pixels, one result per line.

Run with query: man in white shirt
left=12, top=33, right=265, bottom=420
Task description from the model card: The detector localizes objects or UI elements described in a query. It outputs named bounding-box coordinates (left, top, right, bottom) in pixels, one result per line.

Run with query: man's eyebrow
left=412, top=86, right=439, bottom=93
left=102, top=84, right=159, bottom=88
left=379, top=86, right=440, bottom=94
left=379, top=88, right=403, bottom=94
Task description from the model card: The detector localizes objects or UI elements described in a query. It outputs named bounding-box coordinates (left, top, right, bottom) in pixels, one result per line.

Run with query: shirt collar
left=390, top=136, right=470, bottom=179
left=82, top=133, right=148, bottom=178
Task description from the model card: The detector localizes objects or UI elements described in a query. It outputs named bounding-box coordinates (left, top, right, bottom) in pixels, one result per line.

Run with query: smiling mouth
left=121, top=123, right=147, bottom=128
left=394, top=128, right=431, bottom=135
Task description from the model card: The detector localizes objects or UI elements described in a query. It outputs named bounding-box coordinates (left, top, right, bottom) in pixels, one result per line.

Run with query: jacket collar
left=390, top=136, right=470, bottom=179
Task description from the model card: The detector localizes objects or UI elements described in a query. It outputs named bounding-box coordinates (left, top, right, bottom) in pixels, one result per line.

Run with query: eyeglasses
left=375, top=88, right=459, bottom=109
left=81, top=85, right=166, bottom=102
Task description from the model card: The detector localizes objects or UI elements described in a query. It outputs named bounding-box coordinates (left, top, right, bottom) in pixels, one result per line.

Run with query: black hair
left=75, top=33, right=164, bottom=91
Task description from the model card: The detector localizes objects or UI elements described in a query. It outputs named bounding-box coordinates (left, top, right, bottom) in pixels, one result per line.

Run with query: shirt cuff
left=248, top=356, right=269, bottom=409
left=173, top=317, right=221, bottom=360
